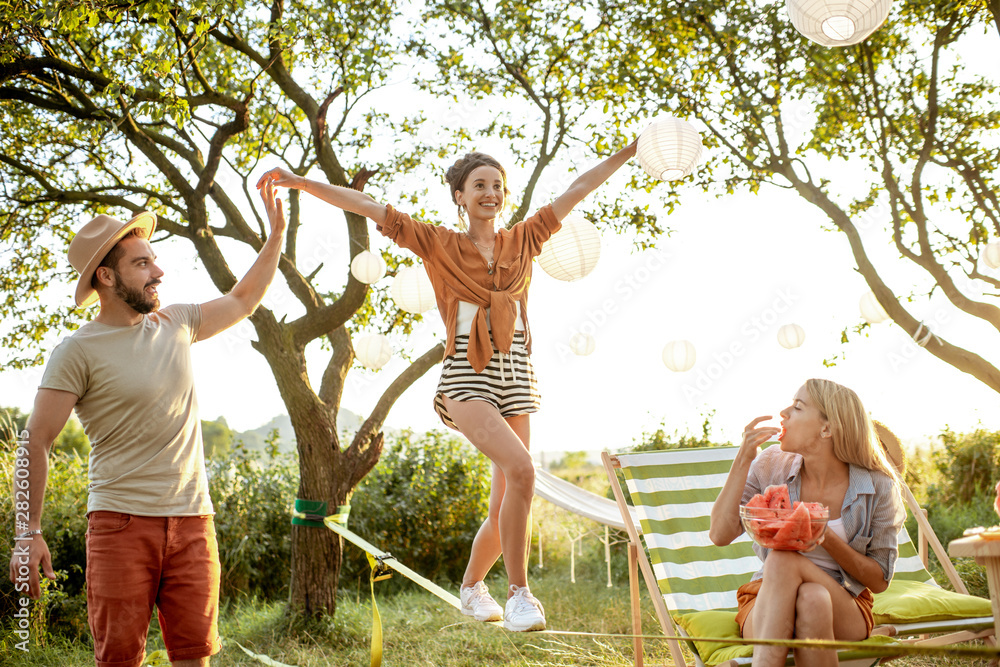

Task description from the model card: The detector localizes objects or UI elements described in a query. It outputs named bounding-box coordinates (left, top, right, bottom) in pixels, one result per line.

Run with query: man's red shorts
left=86, top=512, right=222, bottom=667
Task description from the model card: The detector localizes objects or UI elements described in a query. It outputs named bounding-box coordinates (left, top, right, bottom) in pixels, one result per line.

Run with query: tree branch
left=785, top=170, right=1000, bottom=392
left=340, top=342, right=445, bottom=494
left=319, top=326, right=353, bottom=408
left=289, top=279, right=369, bottom=347
left=988, top=0, right=1000, bottom=39
left=0, top=55, right=241, bottom=109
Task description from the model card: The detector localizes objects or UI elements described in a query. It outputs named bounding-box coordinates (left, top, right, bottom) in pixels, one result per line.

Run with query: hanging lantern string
left=348, top=236, right=372, bottom=253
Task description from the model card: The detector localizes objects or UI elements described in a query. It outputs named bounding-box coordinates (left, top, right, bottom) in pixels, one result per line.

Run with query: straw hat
left=68, top=212, right=157, bottom=308
left=873, top=419, right=906, bottom=476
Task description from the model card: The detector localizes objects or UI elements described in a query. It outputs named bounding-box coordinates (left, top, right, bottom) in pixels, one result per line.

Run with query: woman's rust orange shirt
left=376, top=204, right=562, bottom=373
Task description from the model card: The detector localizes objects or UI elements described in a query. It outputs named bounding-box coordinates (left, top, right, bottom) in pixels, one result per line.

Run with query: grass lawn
left=5, top=564, right=997, bottom=666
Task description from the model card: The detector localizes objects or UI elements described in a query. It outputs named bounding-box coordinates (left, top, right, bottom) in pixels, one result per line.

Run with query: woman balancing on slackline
left=710, top=379, right=905, bottom=666
left=258, top=142, right=636, bottom=632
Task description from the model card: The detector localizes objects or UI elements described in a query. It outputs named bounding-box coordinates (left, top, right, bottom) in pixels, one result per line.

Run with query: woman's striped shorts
left=433, top=331, right=542, bottom=430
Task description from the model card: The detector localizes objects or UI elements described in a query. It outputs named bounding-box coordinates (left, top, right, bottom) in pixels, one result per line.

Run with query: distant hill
left=232, top=408, right=374, bottom=453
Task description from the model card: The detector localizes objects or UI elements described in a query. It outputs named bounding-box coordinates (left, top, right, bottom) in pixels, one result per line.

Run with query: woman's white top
left=455, top=300, right=524, bottom=336
left=455, top=300, right=525, bottom=383
left=802, top=517, right=846, bottom=573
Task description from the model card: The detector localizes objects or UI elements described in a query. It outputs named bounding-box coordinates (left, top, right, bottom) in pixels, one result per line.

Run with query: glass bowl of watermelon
left=740, top=484, right=829, bottom=551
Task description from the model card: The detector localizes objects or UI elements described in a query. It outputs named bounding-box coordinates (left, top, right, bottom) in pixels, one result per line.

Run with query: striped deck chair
left=602, top=446, right=995, bottom=667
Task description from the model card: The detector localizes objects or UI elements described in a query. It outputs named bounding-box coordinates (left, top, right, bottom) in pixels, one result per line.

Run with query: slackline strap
left=324, top=517, right=464, bottom=612
left=233, top=639, right=297, bottom=666
left=292, top=500, right=350, bottom=527
left=366, top=552, right=393, bottom=667
left=141, top=649, right=169, bottom=664
left=323, top=515, right=474, bottom=666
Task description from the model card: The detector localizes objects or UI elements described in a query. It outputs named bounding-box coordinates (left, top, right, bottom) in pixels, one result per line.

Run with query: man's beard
left=113, top=270, right=160, bottom=314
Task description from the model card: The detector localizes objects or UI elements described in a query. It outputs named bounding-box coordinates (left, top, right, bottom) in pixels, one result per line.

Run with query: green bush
left=2, top=421, right=494, bottom=644
left=1, top=406, right=91, bottom=457
left=1, top=436, right=92, bottom=645
left=631, top=410, right=729, bottom=453
left=209, top=429, right=495, bottom=599
left=207, top=438, right=298, bottom=600
left=905, top=428, right=1000, bottom=562
left=903, top=428, right=1000, bottom=600
left=930, top=428, right=1000, bottom=505
left=905, top=494, right=997, bottom=556
left=342, top=429, right=492, bottom=589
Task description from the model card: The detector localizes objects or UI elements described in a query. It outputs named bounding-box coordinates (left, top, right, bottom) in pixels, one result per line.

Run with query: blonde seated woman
left=710, top=379, right=905, bottom=667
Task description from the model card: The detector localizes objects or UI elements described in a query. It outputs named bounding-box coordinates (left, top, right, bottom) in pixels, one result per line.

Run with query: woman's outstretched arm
left=257, top=167, right=388, bottom=225
left=550, top=141, right=638, bottom=220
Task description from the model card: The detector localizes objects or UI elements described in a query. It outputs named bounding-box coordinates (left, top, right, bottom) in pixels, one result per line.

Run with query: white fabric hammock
left=533, top=467, right=640, bottom=532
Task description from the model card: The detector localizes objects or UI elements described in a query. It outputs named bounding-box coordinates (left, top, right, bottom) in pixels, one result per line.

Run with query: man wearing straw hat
left=8, top=180, right=286, bottom=667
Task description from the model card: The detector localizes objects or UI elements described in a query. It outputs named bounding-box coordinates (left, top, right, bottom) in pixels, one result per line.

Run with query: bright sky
left=2, top=23, right=997, bottom=457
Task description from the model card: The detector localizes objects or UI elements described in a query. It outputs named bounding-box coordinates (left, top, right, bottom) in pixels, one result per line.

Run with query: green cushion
left=873, top=579, right=993, bottom=623
left=673, top=611, right=903, bottom=666
left=673, top=611, right=752, bottom=665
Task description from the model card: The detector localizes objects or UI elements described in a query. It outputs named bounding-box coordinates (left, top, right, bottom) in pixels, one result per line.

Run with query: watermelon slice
left=754, top=521, right=780, bottom=540
left=784, top=538, right=811, bottom=551
left=763, top=484, right=792, bottom=511
left=800, top=501, right=827, bottom=521
left=772, top=502, right=813, bottom=545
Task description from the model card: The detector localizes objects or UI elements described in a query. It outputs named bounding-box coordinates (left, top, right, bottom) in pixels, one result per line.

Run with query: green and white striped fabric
left=618, top=446, right=935, bottom=617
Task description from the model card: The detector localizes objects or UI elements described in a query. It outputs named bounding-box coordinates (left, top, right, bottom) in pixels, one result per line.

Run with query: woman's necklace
left=466, top=232, right=494, bottom=249
left=466, top=232, right=495, bottom=269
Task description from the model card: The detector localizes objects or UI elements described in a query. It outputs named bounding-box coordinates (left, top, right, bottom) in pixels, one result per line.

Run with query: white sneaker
left=503, top=584, right=546, bottom=632
left=460, top=581, right=503, bottom=622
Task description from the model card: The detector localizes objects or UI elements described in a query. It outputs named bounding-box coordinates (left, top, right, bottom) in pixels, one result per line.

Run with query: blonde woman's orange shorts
left=734, top=578, right=875, bottom=637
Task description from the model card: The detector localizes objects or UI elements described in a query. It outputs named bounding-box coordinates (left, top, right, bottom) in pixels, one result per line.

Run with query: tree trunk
left=249, top=310, right=341, bottom=615
left=289, top=510, right=342, bottom=615
left=284, top=392, right=346, bottom=616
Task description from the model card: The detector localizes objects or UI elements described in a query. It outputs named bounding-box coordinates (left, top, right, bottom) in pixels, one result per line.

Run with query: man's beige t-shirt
left=39, top=303, right=212, bottom=516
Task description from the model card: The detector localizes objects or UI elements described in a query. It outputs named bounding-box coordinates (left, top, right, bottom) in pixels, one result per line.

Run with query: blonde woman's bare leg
left=744, top=551, right=867, bottom=667
left=445, top=398, right=533, bottom=592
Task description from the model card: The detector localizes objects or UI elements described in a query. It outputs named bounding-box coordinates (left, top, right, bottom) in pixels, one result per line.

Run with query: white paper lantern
left=569, top=332, right=596, bottom=356
left=350, top=250, right=386, bottom=284
left=354, top=334, right=392, bottom=370
left=537, top=214, right=602, bottom=282
left=982, top=241, right=1000, bottom=270
left=859, top=291, right=890, bottom=324
left=662, top=340, right=696, bottom=372
left=636, top=117, right=704, bottom=181
left=786, top=0, right=893, bottom=47
left=391, top=265, right=436, bottom=314
left=777, top=323, right=806, bottom=349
